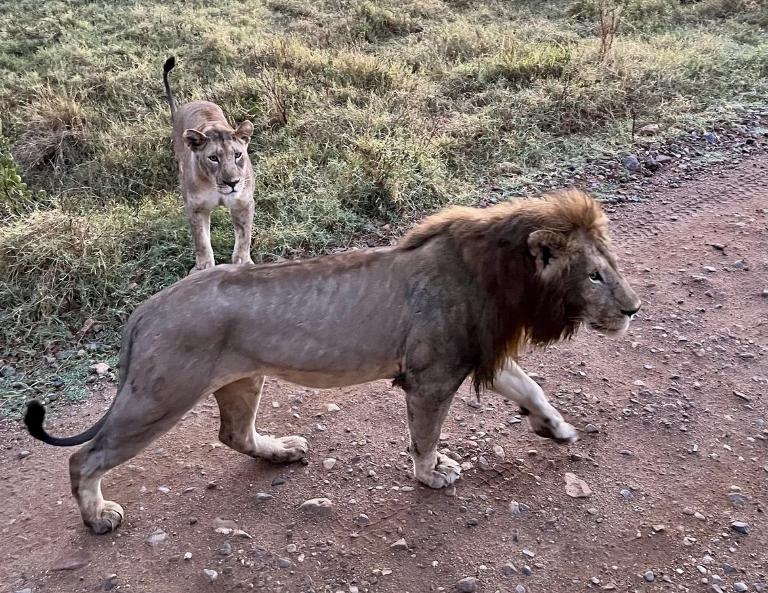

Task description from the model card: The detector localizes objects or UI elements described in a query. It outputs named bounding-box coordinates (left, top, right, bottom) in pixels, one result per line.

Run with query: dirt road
left=2, top=157, right=766, bottom=593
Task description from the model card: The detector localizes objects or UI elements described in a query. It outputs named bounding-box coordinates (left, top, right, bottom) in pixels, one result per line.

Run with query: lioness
left=163, top=56, right=255, bottom=273
left=25, top=190, right=640, bottom=535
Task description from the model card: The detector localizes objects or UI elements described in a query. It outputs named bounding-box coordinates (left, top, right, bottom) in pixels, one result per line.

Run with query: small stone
left=91, top=362, right=110, bottom=376
left=276, top=557, right=291, bottom=568
left=286, top=543, right=297, bottom=553
left=705, top=131, right=719, bottom=144
left=51, top=547, right=92, bottom=571
left=730, top=521, right=749, bottom=534
left=271, top=476, right=286, bottom=486
left=0, top=364, right=16, bottom=377
left=620, top=489, right=631, bottom=499
left=733, top=391, right=751, bottom=402
left=212, top=517, right=238, bottom=531
left=233, top=529, right=252, bottom=539
left=157, top=486, right=170, bottom=494
left=14, top=589, right=32, bottom=593
left=623, top=154, right=641, bottom=172
left=516, top=586, right=526, bottom=593
left=501, top=563, right=518, bottom=576
left=299, top=497, right=333, bottom=516
left=356, top=514, right=370, bottom=526
left=728, top=492, right=748, bottom=503
left=477, top=456, right=490, bottom=470
left=638, top=124, right=660, bottom=136
left=522, top=565, right=533, bottom=576
left=183, top=552, right=192, bottom=560
left=644, top=571, right=655, bottom=582
left=390, top=538, right=408, bottom=550
left=584, top=423, right=599, bottom=433
left=219, top=542, right=231, bottom=556
left=18, top=450, right=31, bottom=459
left=493, top=444, right=505, bottom=460
left=564, top=472, right=592, bottom=498
left=652, top=524, right=665, bottom=532
left=734, top=583, right=747, bottom=592
left=694, top=511, right=706, bottom=520
left=323, top=458, right=337, bottom=470
left=591, top=577, right=600, bottom=585
left=455, top=577, right=480, bottom=593
left=522, top=549, right=535, bottom=558
left=326, top=403, right=341, bottom=412
left=145, top=528, right=169, bottom=547
left=655, top=154, right=672, bottom=164
left=203, top=569, right=218, bottom=582
left=509, top=500, right=531, bottom=518
left=255, top=492, right=272, bottom=502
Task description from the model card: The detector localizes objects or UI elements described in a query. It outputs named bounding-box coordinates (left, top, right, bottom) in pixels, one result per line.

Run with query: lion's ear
left=234, top=121, right=254, bottom=144
left=182, top=129, right=209, bottom=151
left=528, top=230, right=567, bottom=273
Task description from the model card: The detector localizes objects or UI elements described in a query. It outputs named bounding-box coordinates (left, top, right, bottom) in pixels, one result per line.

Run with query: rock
left=705, top=132, right=719, bottom=144
left=522, top=549, right=535, bottom=558
left=14, top=589, right=32, bottom=593
left=644, top=571, right=655, bottom=582
left=145, top=528, right=169, bottom=547
left=501, top=563, right=518, bottom=576
left=233, top=529, right=252, bottom=539
left=184, top=552, right=192, bottom=560
left=694, top=511, right=705, bottom=521
left=299, top=497, right=333, bottom=516
left=203, top=569, right=218, bottom=583
left=455, top=577, right=480, bottom=593
left=584, top=423, right=599, bottom=433
left=55, top=350, right=75, bottom=360
left=271, top=476, right=286, bottom=486
left=564, top=473, right=592, bottom=498
left=477, top=455, right=490, bottom=470
left=652, top=524, right=665, bottom=532
left=276, top=557, right=291, bottom=568
left=655, top=154, right=672, bottom=164
left=18, top=450, right=31, bottom=459
left=326, top=403, right=341, bottom=412
left=497, top=161, right=523, bottom=175
left=493, top=444, right=505, bottom=460
left=620, top=489, right=631, bottom=499
left=220, top=542, right=231, bottom=556
left=623, top=154, right=641, bottom=172
left=51, top=547, right=92, bottom=570
left=509, top=500, right=530, bottom=518
left=323, top=458, right=337, bottom=470
left=91, top=362, right=110, bottom=376
left=390, top=538, right=408, bottom=550
left=638, top=124, right=660, bottom=136
left=516, top=586, right=526, bottom=593
left=644, top=158, right=660, bottom=172
left=356, top=513, right=371, bottom=526
left=734, top=584, right=747, bottom=592
left=522, top=565, right=532, bottom=576
left=728, top=493, right=748, bottom=503
left=255, top=492, right=272, bottom=502
left=157, top=486, right=170, bottom=494
left=730, top=521, right=749, bottom=534
left=0, top=365, right=16, bottom=378
left=212, top=517, right=238, bottom=531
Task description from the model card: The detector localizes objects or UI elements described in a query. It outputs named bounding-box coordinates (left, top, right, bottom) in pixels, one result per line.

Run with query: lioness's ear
left=182, top=129, right=209, bottom=151
left=234, top=121, right=254, bottom=144
left=528, top=230, right=567, bottom=273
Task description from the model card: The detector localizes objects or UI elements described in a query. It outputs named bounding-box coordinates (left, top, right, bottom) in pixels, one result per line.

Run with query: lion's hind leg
left=490, top=359, right=578, bottom=444
left=214, top=376, right=307, bottom=463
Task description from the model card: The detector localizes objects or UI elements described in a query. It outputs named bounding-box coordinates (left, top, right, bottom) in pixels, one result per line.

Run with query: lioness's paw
left=86, top=500, right=124, bottom=535
left=530, top=415, right=578, bottom=444
left=414, top=453, right=462, bottom=489
left=260, top=435, right=308, bottom=464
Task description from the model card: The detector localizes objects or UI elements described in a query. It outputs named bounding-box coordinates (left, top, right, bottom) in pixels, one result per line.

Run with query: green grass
left=1, top=0, right=767, bottom=413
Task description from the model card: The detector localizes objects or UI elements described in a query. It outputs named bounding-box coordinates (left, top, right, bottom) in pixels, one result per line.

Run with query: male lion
left=25, top=190, right=640, bottom=535
left=163, top=56, right=255, bottom=273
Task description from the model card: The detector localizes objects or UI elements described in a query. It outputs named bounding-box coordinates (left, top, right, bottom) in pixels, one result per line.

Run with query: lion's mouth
left=589, top=320, right=629, bottom=336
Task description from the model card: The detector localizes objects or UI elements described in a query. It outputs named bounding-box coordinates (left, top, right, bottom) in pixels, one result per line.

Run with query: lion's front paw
left=530, top=415, right=578, bottom=444
left=259, top=435, right=308, bottom=464
left=414, top=452, right=462, bottom=489
left=85, top=500, right=124, bottom=535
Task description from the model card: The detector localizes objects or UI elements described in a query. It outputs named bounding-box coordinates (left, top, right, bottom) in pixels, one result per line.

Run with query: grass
left=1, top=0, right=767, bottom=413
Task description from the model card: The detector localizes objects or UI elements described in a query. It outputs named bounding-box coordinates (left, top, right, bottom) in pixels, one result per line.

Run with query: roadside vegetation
left=1, top=0, right=767, bottom=412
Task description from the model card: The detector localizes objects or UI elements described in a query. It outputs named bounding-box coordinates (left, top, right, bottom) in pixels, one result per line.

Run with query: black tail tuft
left=163, top=55, right=176, bottom=74
left=24, top=400, right=48, bottom=441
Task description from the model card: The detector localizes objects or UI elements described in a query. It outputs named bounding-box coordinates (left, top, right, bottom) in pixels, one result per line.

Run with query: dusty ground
left=1, top=156, right=766, bottom=593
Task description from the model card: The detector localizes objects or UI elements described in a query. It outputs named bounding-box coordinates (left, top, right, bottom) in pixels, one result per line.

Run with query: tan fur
left=164, top=57, right=256, bottom=273
left=25, top=190, right=640, bottom=534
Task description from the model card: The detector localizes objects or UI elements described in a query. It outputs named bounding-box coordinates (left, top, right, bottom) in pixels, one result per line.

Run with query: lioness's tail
left=163, top=55, right=177, bottom=118
left=24, top=311, right=139, bottom=447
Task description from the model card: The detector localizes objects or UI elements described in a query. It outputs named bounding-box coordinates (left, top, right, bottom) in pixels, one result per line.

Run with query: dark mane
left=399, top=189, right=611, bottom=391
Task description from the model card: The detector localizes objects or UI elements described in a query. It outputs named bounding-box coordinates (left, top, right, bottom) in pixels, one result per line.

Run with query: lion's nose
left=621, top=303, right=641, bottom=317
left=224, top=179, right=240, bottom=189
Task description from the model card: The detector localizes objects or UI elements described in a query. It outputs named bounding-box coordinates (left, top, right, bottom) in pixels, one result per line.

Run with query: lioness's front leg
left=214, top=376, right=307, bottom=463
left=404, top=387, right=461, bottom=488
left=490, top=359, right=578, bottom=443
left=185, top=203, right=215, bottom=273
left=230, top=199, right=255, bottom=266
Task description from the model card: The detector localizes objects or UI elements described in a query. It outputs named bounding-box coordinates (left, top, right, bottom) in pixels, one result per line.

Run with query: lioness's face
left=182, top=121, right=254, bottom=194
left=529, top=229, right=641, bottom=335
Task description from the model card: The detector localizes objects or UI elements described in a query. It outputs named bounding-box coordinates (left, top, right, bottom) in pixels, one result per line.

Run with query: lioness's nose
left=621, top=303, right=641, bottom=317
left=224, top=179, right=240, bottom=189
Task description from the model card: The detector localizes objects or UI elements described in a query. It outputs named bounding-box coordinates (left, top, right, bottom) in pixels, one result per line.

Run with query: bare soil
left=1, top=157, right=766, bottom=593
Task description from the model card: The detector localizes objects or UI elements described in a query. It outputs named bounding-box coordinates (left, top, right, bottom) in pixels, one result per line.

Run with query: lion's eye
left=589, top=271, right=604, bottom=284
left=234, top=152, right=242, bottom=160
left=208, top=155, right=219, bottom=163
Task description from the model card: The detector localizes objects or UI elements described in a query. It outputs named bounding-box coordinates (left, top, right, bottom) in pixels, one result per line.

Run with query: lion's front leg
left=185, top=203, right=216, bottom=273
left=404, top=387, right=461, bottom=489
left=230, top=199, right=254, bottom=266
left=490, top=359, right=578, bottom=443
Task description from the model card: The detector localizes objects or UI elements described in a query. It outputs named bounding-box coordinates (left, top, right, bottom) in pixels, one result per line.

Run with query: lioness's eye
left=208, top=155, right=219, bottom=163
left=589, top=271, right=603, bottom=283
left=234, top=152, right=242, bottom=159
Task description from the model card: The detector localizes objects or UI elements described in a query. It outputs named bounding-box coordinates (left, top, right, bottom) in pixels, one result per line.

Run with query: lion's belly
left=266, top=363, right=402, bottom=389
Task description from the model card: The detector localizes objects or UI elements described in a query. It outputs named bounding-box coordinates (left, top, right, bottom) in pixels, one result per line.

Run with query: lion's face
left=528, top=228, right=640, bottom=336
left=182, top=121, right=254, bottom=194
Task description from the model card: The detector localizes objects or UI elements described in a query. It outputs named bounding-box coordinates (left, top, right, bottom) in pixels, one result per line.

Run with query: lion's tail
left=163, top=55, right=177, bottom=118
left=24, top=312, right=139, bottom=447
